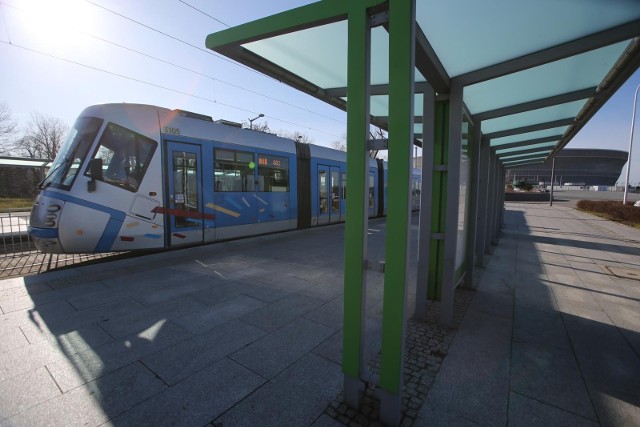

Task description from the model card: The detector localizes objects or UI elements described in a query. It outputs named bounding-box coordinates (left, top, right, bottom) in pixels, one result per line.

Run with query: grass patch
left=0, top=198, right=35, bottom=212
left=576, top=200, right=640, bottom=229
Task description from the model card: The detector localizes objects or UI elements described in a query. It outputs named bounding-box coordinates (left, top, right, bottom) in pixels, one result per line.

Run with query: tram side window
left=258, top=155, right=289, bottom=192
left=86, top=122, right=156, bottom=192
left=214, top=149, right=255, bottom=192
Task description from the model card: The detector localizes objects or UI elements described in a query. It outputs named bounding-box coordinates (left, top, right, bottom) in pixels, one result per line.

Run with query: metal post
left=415, top=84, right=435, bottom=320
left=550, top=157, right=555, bottom=206
left=379, top=0, right=415, bottom=424
left=475, top=137, right=490, bottom=266
left=343, top=1, right=371, bottom=409
left=439, top=81, right=463, bottom=325
left=623, top=84, right=640, bottom=205
left=464, top=121, right=481, bottom=288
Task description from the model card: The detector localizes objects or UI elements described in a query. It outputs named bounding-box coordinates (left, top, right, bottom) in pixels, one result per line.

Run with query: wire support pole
left=623, top=83, right=640, bottom=205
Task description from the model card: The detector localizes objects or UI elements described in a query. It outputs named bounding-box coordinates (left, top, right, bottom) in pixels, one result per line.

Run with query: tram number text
left=162, top=127, right=181, bottom=135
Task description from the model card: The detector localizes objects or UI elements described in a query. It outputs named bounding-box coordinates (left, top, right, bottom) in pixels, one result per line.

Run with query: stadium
left=506, top=148, right=628, bottom=187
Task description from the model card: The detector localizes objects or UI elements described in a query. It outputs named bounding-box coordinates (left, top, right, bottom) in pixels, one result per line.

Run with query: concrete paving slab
left=47, top=320, right=191, bottom=392
left=230, top=317, right=335, bottom=379
left=514, top=279, right=558, bottom=313
left=507, top=392, right=599, bottom=427
left=97, top=296, right=206, bottom=338
left=513, top=305, right=570, bottom=351
left=0, top=366, right=61, bottom=421
left=510, top=341, right=596, bottom=420
left=216, top=353, right=342, bottom=427
left=141, top=319, right=265, bottom=385
left=2, top=362, right=166, bottom=427
left=173, top=294, right=267, bottom=334
left=240, top=293, right=325, bottom=332
left=109, top=358, right=265, bottom=427
left=424, top=309, right=512, bottom=426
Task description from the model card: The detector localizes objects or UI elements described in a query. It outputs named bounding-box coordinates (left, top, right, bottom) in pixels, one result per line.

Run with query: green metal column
left=440, top=82, right=464, bottom=325
left=378, top=0, right=415, bottom=424
left=342, top=1, right=371, bottom=409
left=428, top=99, right=449, bottom=302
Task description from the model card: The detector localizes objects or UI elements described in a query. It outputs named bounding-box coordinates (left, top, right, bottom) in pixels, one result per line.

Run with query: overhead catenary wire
left=0, top=40, right=342, bottom=139
left=0, top=1, right=345, bottom=138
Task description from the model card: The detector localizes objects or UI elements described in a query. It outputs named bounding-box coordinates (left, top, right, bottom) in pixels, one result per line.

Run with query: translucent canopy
left=206, top=0, right=640, bottom=165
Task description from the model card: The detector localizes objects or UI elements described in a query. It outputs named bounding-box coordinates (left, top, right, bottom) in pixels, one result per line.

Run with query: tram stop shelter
left=206, top=1, right=640, bottom=424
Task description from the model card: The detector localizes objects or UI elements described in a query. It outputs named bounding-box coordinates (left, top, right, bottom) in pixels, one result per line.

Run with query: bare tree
left=331, top=134, right=347, bottom=151
left=242, top=120, right=273, bottom=134
left=278, top=130, right=314, bottom=144
left=0, top=102, right=17, bottom=155
left=13, top=112, right=68, bottom=160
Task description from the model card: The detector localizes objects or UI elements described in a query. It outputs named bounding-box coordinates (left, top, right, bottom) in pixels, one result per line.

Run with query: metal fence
left=0, top=210, right=34, bottom=254
left=0, top=210, right=117, bottom=279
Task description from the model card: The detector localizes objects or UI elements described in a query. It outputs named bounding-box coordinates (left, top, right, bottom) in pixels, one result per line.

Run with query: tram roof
left=205, top=0, right=640, bottom=166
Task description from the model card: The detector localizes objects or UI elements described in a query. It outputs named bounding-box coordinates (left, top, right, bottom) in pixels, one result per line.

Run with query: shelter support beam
left=439, top=81, right=463, bottom=325
left=474, top=87, right=596, bottom=121
left=342, top=2, right=371, bottom=409
left=464, top=121, right=481, bottom=288
left=415, top=83, right=435, bottom=320
left=455, top=19, right=640, bottom=86
left=486, top=153, right=497, bottom=253
left=475, top=137, right=491, bottom=267
left=378, top=0, right=415, bottom=425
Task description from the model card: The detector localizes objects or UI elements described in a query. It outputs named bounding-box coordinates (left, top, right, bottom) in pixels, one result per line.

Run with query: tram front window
left=85, top=122, right=156, bottom=192
left=41, top=117, right=103, bottom=190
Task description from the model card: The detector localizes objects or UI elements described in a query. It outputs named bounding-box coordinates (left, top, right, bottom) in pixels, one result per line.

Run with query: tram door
left=318, top=165, right=341, bottom=225
left=167, top=142, right=204, bottom=246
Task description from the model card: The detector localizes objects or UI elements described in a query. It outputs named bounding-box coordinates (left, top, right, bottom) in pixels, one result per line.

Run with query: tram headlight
left=43, top=203, right=62, bottom=228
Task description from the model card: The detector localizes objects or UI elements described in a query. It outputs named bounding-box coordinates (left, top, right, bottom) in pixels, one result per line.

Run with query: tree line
left=0, top=102, right=68, bottom=198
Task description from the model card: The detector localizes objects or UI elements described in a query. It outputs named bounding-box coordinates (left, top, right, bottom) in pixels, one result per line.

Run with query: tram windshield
left=40, top=117, right=103, bottom=190
left=85, top=122, right=157, bottom=192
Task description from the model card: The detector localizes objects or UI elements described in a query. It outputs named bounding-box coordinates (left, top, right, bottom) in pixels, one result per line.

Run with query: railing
left=0, top=210, right=119, bottom=279
left=0, top=210, right=34, bottom=255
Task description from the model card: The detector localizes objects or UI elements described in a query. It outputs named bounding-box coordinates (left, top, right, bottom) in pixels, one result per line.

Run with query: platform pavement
left=418, top=203, right=640, bottom=426
left=0, top=205, right=638, bottom=426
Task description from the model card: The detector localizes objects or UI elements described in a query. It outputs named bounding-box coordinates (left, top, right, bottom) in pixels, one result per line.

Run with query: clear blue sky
left=1, top=0, right=639, bottom=183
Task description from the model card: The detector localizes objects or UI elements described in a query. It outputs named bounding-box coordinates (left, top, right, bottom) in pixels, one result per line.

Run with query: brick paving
left=324, top=286, right=477, bottom=426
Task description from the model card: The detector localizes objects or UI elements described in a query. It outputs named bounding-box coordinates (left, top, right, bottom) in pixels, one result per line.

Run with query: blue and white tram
left=29, top=103, right=410, bottom=254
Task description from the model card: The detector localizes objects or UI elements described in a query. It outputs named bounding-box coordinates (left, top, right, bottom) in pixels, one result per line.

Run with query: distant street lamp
left=248, top=113, right=264, bottom=129
left=623, top=83, right=640, bottom=205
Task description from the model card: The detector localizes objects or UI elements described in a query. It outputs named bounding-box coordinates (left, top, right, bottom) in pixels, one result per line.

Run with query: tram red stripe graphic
left=172, top=233, right=186, bottom=239
left=120, top=236, right=135, bottom=242
left=152, top=207, right=215, bottom=220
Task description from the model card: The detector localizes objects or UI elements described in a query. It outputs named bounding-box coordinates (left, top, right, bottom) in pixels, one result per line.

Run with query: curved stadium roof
left=507, top=148, right=628, bottom=186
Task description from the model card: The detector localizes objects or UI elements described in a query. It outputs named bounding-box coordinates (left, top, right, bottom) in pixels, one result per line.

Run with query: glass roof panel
left=464, top=42, right=628, bottom=114
left=365, top=94, right=424, bottom=118
left=490, top=127, right=568, bottom=146
left=496, top=142, right=557, bottom=154
left=244, top=20, right=348, bottom=89
left=416, top=0, right=640, bottom=77
left=244, top=21, right=427, bottom=92
left=481, top=100, right=585, bottom=134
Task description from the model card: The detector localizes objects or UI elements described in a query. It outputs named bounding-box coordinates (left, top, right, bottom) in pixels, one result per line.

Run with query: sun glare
left=19, top=0, right=96, bottom=49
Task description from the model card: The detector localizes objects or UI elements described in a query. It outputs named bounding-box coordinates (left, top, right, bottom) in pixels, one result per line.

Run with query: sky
left=0, top=0, right=639, bottom=184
